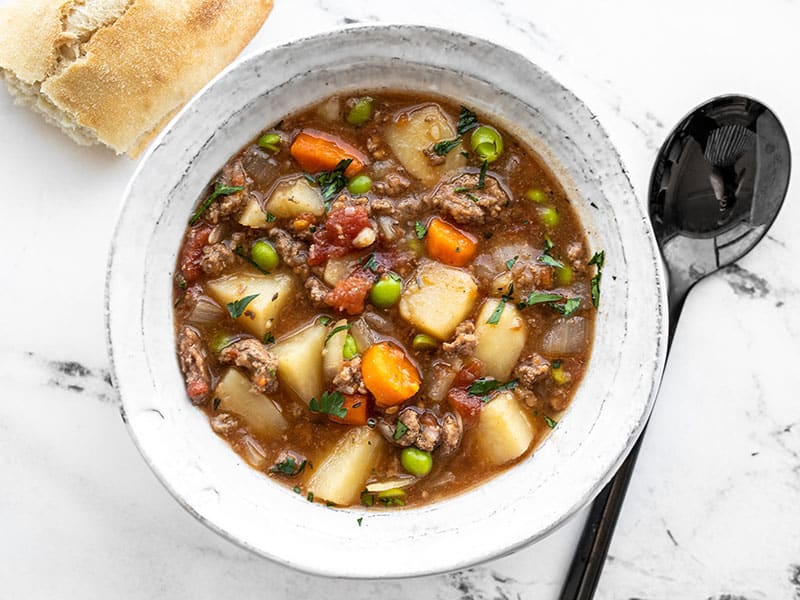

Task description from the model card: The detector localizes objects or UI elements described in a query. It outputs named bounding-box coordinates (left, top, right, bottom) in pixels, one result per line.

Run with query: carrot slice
left=361, top=342, right=421, bottom=407
left=425, top=218, right=478, bottom=267
left=329, top=393, right=369, bottom=426
left=289, top=129, right=367, bottom=178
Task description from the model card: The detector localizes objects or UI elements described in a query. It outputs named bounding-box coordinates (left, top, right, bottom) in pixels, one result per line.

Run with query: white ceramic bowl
left=106, top=25, right=667, bottom=578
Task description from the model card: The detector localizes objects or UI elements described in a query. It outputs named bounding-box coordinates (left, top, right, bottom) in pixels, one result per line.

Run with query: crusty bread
left=0, top=0, right=273, bottom=157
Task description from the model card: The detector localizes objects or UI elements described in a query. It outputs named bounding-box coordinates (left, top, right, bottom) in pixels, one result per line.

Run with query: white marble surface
left=1, top=0, right=798, bottom=598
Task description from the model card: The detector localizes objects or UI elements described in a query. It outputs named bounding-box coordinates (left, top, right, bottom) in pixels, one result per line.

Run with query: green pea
left=539, top=206, right=560, bottom=228
left=471, top=125, right=504, bottom=163
left=342, top=333, right=358, bottom=360
left=347, top=174, right=373, bottom=195
left=557, top=265, right=573, bottom=286
left=251, top=240, right=280, bottom=272
left=400, top=447, right=433, bottom=477
left=525, top=188, right=547, bottom=203
left=412, top=333, right=438, bottom=351
left=346, top=97, right=373, bottom=126
left=369, top=272, right=402, bottom=308
left=257, top=132, right=281, bottom=152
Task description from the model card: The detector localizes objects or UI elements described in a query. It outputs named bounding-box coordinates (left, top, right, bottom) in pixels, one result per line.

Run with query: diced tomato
left=308, top=205, right=372, bottom=266
left=325, top=270, right=374, bottom=315
left=447, top=387, right=482, bottom=429
left=179, top=225, right=212, bottom=284
left=330, top=393, right=370, bottom=425
left=453, top=358, right=484, bottom=388
left=186, top=378, right=209, bottom=402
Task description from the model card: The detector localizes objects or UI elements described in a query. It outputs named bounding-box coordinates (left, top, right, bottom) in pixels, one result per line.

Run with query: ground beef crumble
left=219, top=339, right=279, bottom=393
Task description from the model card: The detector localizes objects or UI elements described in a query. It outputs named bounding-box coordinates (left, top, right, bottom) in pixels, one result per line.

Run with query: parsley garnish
left=456, top=106, right=479, bottom=135
left=326, top=323, right=351, bottom=342
left=309, top=390, right=348, bottom=418
left=414, top=220, right=427, bottom=239
left=360, top=491, right=375, bottom=507
left=467, top=378, right=518, bottom=400
left=393, top=421, right=409, bottom=440
left=226, top=294, right=259, bottom=319
left=538, top=254, right=565, bottom=269
left=316, top=158, right=353, bottom=203
left=293, top=486, right=301, bottom=494
left=476, top=160, right=488, bottom=189
left=263, top=331, right=275, bottom=344
left=549, top=297, right=581, bottom=317
left=362, top=253, right=378, bottom=272
left=188, top=182, right=245, bottom=225
left=505, top=256, right=519, bottom=270
left=433, top=137, right=461, bottom=156
left=518, top=292, right=563, bottom=308
left=270, top=455, right=307, bottom=476
left=544, top=415, right=558, bottom=428
left=265, top=212, right=277, bottom=223
left=357, top=517, right=364, bottom=526
left=487, top=297, right=507, bottom=324
left=543, top=235, right=554, bottom=252
left=552, top=359, right=562, bottom=369
left=588, top=250, right=605, bottom=308
left=317, top=316, right=332, bottom=326
left=307, top=491, right=314, bottom=502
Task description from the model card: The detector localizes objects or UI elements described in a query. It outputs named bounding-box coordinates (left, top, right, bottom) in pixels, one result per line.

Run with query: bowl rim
left=105, top=23, right=668, bottom=578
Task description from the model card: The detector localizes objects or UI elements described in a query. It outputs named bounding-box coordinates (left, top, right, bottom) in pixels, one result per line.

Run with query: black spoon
left=560, top=95, right=791, bottom=600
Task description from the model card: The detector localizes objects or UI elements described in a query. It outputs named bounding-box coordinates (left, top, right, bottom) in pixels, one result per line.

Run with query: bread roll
left=0, top=0, right=273, bottom=156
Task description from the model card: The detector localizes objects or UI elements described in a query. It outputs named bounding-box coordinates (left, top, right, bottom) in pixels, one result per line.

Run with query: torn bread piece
left=0, top=0, right=273, bottom=157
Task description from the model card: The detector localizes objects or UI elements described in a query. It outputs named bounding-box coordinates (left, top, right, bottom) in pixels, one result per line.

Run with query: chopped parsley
left=269, top=455, right=307, bottom=476
left=360, top=491, right=375, bottom=507
left=433, top=137, right=461, bottom=156
left=362, top=253, right=378, bottom=272
left=456, top=105, right=479, bottom=135
left=487, top=297, right=507, bottom=324
left=317, top=316, right=332, bottom=326
left=549, top=297, right=581, bottom=317
left=414, top=220, right=427, bottom=239
left=309, top=390, right=348, bottom=418
left=226, top=294, right=259, bottom=319
left=588, top=250, right=605, bottom=308
left=307, top=491, right=314, bottom=502
left=518, top=291, right=563, bottom=308
left=465, top=193, right=479, bottom=203
left=188, top=182, right=245, bottom=225
left=476, top=160, right=488, bottom=189
left=357, top=517, right=364, bottom=526
left=393, top=421, right=409, bottom=440
left=467, top=378, right=518, bottom=401
left=326, top=323, right=351, bottom=342
left=538, top=253, right=565, bottom=269
left=293, top=486, right=301, bottom=494
left=505, top=256, right=519, bottom=270
left=543, top=235, right=554, bottom=252
left=552, top=359, right=562, bottom=369
left=263, top=331, right=275, bottom=344
left=316, top=158, right=353, bottom=203
left=265, top=211, right=277, bottom=223
left=544, top=415, right=558, bottom=428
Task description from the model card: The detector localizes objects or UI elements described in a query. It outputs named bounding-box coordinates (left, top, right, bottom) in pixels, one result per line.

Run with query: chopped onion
left=186, top=296, right=225, bottom=326
left=425, top=360, right=458, bottom=403
left=363, top=311, right=392, bottom=334
left=366, top=476, right=417, bottom=492
left=316, top=96, right=341, bottom=121
left=376, top=216, right=400, bottom=242
left=240, top=435, right=267, bottom=470
left=541, top=317, right=587, bottom=356
left=349, top=318, right=376, bottom=351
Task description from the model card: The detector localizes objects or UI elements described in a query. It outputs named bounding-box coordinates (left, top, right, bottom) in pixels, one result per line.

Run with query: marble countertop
left=1, top=0, right=799, bottom=598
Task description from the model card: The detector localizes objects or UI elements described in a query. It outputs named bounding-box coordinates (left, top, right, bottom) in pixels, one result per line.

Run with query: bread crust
left=0, top=0, right=273, bottom=156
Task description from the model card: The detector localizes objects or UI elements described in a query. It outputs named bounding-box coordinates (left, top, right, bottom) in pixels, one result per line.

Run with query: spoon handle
left=560, top=285, right=682, bottom=600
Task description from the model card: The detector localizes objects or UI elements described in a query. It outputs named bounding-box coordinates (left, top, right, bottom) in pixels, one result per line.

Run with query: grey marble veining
left=1, top=0, right=799, bottom=598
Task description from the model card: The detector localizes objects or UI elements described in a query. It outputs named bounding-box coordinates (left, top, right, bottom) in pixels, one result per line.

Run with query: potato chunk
left=475, top=391, right=535, bottom=466
left=238, top=197, right=270, bottom=228
left=385, top=105, right=467, bottom=185
left=206, top=272, right=294, bottom=337
left=271, top=323, right=327, bottom=403
left=398, top=262, right=478, bottom=340
left=473, top=299, right=527, bottom=380
left=214, top=369, right=287, bottom=438
left=307, top=427, right=385, bottom=505
left=265, top=176, right=325, bottom=218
